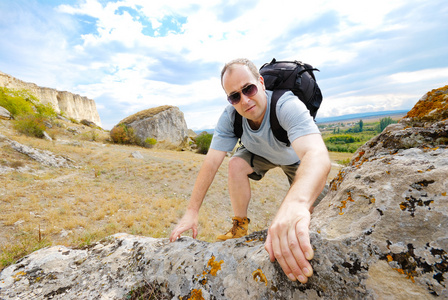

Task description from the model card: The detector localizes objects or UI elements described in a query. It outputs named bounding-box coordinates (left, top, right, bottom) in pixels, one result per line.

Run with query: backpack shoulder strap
left=233, top=109, right=243, bottom=139
left=270, top=89, right=290, bottom=146
left=233, top=90, right=290, bottom=146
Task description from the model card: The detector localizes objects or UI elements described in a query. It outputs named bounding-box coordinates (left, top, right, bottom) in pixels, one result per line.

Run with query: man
left=170, top=58, right=331, bottom=284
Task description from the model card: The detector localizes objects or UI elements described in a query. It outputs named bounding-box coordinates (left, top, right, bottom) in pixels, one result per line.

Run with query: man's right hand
left=169, top=209, right=199, bottom=242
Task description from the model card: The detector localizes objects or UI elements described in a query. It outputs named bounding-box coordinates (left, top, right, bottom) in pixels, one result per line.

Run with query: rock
left=1, top=86, right=447, bottom=299
left=0, top=71, right=101, bottom=126
left=80, top=119, right=98, bottom=128
left=130, top=151, right=144, bottom=159
left=0, top=106, right=12, bottom=120
left=112, top=105, right=189, bottom=150
left=42, top=131, right=52, bottom=141
left=0, top=232, right=323, bottom=300
left=0, top=134, right=75, bottom=168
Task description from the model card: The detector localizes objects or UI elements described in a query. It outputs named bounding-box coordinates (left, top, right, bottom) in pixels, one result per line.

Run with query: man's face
left=222, top=64, right=267, bottom=128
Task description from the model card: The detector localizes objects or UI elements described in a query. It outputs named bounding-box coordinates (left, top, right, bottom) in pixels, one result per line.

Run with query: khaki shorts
left=232, top=146, right=299, bottom=185
left=232, top=145, right=328, bottom=207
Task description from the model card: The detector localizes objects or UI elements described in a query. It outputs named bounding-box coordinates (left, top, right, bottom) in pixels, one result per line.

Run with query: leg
left=228, top=156, right=253, bottom=217
left=217, top=147, right=275, bottom=241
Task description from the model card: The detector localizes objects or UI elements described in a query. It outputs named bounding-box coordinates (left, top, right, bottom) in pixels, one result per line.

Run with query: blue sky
left=0, top=0, right=447, bottom=130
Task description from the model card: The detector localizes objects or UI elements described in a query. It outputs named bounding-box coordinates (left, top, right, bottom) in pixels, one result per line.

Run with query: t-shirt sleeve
left=276, top=91, right=321, bottom=143
left=210, top=106, right=239, bottom=152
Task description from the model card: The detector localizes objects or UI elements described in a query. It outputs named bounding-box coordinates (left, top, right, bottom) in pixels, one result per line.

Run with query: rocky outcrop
left=112, top=105, right=189, bottom=150
left=0, top=106, right=12, bottom=120
left=0, top=71, right=101, bottom=127
left=0, top=134, right=75, bottom=169
left=1, top=86, right=447, bottom=299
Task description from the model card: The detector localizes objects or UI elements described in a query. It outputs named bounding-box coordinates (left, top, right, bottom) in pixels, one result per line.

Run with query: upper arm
left=291, top=133, right=329, bottom=163
left=276, top=92, right=320, bottom=145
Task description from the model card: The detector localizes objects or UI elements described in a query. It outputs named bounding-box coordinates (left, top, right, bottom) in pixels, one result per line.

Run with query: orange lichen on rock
left=12, top=271, right=26, bottom=281
left=252, top=269, right=268, bottom=286
left=392, top=268, right=416, bottom=283
left=337, top=191, right=354, bottom=215
left=404, top=85, right=448, bottom=122
left=188, top=289, right=204, bottom=300
left=207, top=255, right=224, bottom=276
left=330, top=170, right=346, bottom=191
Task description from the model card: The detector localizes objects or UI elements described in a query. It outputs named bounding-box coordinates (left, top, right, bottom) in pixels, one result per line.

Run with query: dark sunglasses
left=227, top=83, right=258, bottom=105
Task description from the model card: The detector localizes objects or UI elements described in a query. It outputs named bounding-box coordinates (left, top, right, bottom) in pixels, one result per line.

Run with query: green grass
left=320, top=117, right=398, bottom=153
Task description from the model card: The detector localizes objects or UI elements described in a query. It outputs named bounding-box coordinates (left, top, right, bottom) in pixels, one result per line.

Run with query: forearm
left=186, top=149, right=226, bottom=212
left=286, top=142, right=331, bottom=208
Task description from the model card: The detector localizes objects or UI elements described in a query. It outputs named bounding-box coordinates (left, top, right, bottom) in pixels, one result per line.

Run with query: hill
left=0, top=117, right=350, bottom=271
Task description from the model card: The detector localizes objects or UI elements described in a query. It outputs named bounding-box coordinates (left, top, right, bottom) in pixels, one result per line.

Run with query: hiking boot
left=216, top=217, right=250, bottom=241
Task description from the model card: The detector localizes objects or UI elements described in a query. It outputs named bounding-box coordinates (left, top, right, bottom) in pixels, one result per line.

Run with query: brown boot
left=216, top=217, right=250, bottom=241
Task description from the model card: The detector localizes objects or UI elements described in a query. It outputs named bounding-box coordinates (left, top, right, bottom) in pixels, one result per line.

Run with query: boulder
left=112, top=105, right=189, bottom=150
left=1, top=86, right=447, bottom=299
left=0, top=106, right=12, bottom=120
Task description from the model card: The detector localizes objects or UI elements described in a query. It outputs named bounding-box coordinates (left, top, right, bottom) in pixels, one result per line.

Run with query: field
left=0, top=118, right=353, bottom=271
left=319, top=113, right=405, bottom=153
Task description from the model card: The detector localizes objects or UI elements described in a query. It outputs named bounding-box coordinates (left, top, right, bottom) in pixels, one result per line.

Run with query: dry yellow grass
left=0, top=118, right=352, bottom=270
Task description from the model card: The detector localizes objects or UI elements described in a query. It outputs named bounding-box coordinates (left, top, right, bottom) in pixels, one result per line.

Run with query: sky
left=0, top=0, right=447, bottom=130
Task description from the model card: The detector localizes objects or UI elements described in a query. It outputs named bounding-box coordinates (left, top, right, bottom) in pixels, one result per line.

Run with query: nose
left=240, top=93, right=251, bottom=105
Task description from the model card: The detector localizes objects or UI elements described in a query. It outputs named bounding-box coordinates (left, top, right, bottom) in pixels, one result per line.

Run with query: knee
left=228, top=157, right=252, bottom=176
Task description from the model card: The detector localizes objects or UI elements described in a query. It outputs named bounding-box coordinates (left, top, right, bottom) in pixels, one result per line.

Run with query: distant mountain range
left=194, top=110, right=409, bottom=134
left=315, top=109, right=408, bottom=124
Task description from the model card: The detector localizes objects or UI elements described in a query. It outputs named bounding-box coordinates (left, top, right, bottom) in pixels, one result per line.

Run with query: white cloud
left=388, top=68, right=448, bottom=84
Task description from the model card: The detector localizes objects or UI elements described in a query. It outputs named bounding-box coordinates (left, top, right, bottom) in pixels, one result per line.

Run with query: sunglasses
left=227, top=83, right=258, bottom=105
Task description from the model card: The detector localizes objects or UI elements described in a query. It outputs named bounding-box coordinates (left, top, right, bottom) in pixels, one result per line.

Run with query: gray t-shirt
left=210, top=90, right=320, bottom=165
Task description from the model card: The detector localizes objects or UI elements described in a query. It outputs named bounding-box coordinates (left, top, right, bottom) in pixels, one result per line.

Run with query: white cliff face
left=0, top=71, right=101, bottom=127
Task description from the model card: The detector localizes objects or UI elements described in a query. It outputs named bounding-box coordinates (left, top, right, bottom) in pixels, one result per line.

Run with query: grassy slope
left=0, top=119, right=352, bottom=270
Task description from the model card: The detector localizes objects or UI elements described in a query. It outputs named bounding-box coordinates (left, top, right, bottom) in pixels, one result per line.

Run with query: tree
left=195, top=132, right=213, bottom=154
left=378, top=117, right=396, bottom=132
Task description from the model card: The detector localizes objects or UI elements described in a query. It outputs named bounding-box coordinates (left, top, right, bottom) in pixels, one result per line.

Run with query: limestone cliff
left=0, top=71, right=101, bottom=127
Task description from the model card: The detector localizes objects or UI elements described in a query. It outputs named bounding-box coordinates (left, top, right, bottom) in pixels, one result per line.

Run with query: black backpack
left=234, top=58, right=323, bottom=146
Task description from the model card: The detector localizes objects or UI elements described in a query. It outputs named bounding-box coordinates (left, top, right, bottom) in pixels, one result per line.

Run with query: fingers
left=296, top=221, right=314, bottom=260
left=169, top=228, right=181, bottom=242
left=264, top=232, right=275, bottom=262
left=169, top=223, right=197, bottom=242
left=287, top=226, right=313, bottom=281
left=267, top=221, right=313, bottom=283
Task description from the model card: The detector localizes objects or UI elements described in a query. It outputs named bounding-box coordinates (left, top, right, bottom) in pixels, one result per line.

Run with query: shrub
left=1, top=87, right=58, bottom=139
left=110, top=123, right=138, bottom=145
left=35, top=101, right=57, bottom=119
left=0, top=87, right=35, bottom=117
left=144, top=137, right=157, bottom=148
left=324, top=135, right=360, bottom=144
left=195, top=133, right=213, bottom=154
left=0, top=87, right=56, bottom=119
left=13, top=115, right=46, bottom=138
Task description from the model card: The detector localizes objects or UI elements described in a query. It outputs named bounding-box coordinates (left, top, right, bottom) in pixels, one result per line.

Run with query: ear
left=259, top=75, right=266, bottom=91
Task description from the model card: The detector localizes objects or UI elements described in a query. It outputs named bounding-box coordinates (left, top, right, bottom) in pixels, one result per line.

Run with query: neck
left=248, top=119, right=262, bottom=130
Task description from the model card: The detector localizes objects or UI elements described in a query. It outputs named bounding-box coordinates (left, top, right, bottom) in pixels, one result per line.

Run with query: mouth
left=244, top=105, right=255, bottom=113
